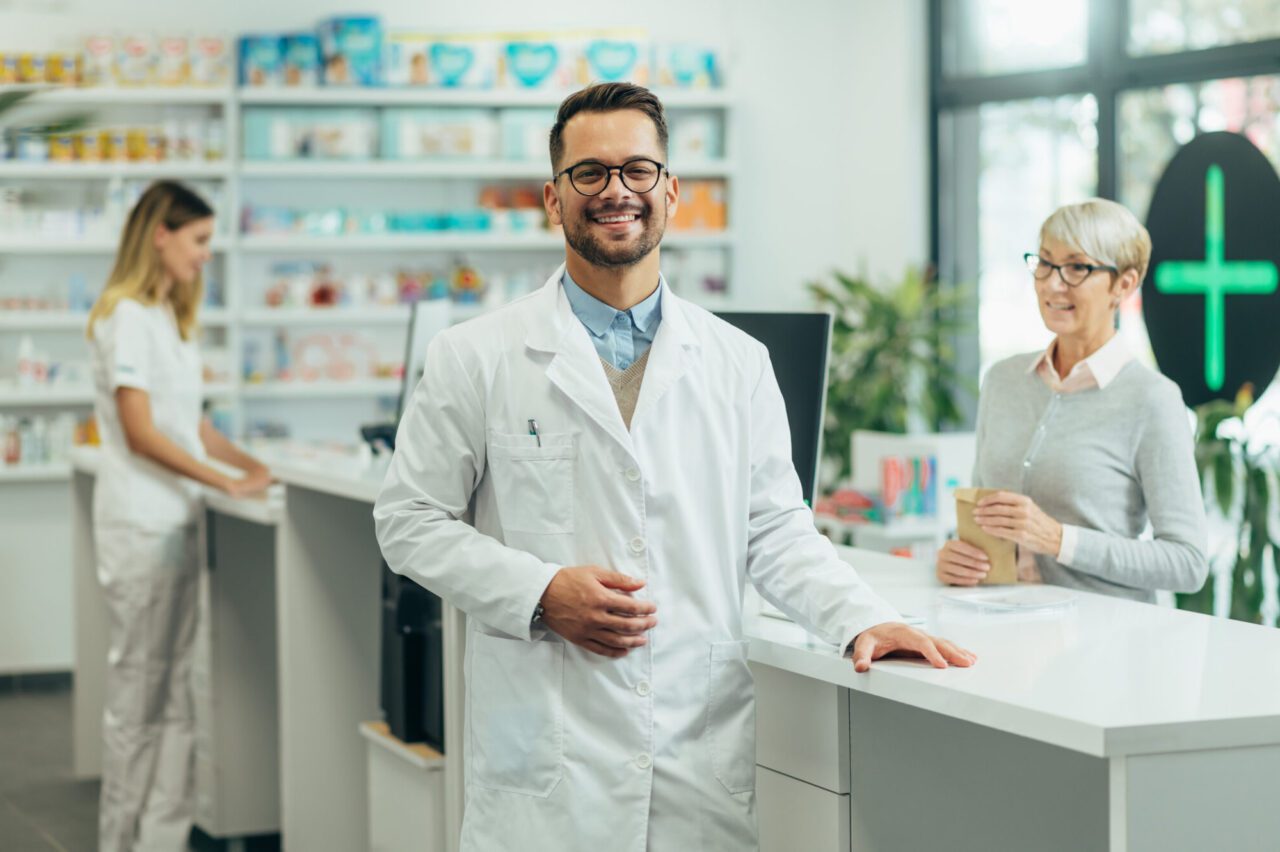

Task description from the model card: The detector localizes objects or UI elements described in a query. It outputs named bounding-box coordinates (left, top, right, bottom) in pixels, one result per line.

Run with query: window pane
left=940, top=95, right=1098, bottom=378
left=1119, top=75, right=1280, bottom=221
left=942, top=0, right=1088, bottom=77
left=1117, top=74, right=1280, bottom=375
left=1129, top=0, right=1280, bottom=55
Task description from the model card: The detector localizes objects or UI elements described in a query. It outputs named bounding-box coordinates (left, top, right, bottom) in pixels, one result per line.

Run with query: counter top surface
left=70, top=445, right=283, bottom=526
left=747, top=550, right=1280, bottom=759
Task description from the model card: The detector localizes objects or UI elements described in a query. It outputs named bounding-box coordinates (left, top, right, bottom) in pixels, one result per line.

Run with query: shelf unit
left=1, top=83, right=734, bottom=444
left=0, top=462, right=73, bottom=483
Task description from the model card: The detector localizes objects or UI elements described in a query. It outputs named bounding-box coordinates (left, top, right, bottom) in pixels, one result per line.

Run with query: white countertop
left=71, top=445, right=284, bottom=526
left=248, top=441, right=390, bottom=505
left=747, top=549, right=1280, bottom=759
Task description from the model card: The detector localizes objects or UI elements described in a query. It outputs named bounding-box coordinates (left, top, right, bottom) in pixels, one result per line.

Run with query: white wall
left=3, top=0, right=929, bottom=307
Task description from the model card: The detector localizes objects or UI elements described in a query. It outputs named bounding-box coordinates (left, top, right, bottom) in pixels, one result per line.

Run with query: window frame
left=928, top=0, right=1280, bottom=421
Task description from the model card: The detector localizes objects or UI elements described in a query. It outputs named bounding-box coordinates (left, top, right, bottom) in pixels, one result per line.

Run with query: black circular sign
left=1144, top=131, right=1280, bottom=408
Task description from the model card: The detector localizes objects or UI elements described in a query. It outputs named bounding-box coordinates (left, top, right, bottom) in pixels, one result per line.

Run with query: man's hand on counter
left=850, top=623, right=977, bottom=673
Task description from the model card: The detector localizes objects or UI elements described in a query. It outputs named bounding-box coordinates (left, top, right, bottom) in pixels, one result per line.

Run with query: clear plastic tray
left=938, top=585, right=1077, bottom=613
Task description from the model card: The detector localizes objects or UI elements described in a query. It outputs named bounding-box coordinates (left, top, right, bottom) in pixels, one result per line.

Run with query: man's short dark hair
left=549, top=82, right=669, bottom=171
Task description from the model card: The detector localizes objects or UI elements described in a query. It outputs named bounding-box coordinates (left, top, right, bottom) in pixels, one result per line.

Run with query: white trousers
left=96, top=523, right=199, bottom=852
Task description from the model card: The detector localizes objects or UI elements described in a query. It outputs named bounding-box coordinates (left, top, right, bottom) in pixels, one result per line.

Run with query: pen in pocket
left=527, top=418, right=541, bottom=447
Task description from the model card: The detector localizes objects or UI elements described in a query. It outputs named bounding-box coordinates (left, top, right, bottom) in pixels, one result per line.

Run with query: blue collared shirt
left=561, top=270, right=664, bottom=371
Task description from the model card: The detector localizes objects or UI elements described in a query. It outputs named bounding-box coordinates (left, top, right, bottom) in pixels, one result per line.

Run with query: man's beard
left=563, top=199, right=666, bottom=270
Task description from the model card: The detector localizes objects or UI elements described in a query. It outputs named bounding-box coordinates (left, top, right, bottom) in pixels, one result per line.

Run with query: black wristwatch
left=531, top=602, right=546, bottom=626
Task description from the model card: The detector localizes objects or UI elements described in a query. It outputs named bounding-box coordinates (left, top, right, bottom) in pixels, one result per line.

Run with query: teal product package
left=318, top=15, right=383, bottom=86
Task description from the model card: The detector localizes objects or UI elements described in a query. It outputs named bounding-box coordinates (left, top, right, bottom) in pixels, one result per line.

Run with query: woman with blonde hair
left=87, top=180, right=269, bottom=851
left=936, top=198, right=1208, bottom=601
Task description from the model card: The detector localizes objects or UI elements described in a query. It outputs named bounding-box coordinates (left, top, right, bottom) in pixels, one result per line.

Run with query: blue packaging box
left=318, top=15, right=384, bottom=86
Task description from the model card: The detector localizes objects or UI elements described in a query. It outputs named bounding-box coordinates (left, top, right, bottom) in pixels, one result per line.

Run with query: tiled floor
left=0, top=684, right=97, bottom=852
left=0, top=681, right=278, bottom=852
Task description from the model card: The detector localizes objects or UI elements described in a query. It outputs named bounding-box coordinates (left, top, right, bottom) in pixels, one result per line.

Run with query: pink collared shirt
left=1016, top=334, right=1134, bottom=581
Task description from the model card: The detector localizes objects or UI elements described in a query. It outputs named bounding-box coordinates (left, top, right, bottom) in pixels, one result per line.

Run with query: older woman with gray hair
left=936, top=198, right=1209, bottom=602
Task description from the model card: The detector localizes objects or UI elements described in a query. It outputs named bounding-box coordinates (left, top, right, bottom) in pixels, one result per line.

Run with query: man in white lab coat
left=374, top=82, right=975, bottom=851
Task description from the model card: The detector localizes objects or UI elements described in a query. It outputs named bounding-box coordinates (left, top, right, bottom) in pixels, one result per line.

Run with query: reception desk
left=71, top=445, right=1280, bottom=852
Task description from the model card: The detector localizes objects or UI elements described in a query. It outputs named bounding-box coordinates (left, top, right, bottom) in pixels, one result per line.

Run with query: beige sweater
left=600, top=350, right=651, bottom=430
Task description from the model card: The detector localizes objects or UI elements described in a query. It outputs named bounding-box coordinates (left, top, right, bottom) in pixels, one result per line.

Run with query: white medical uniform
left=88, top=297, right=204, bottom=852
left=375, top=268, right=899, bottom=851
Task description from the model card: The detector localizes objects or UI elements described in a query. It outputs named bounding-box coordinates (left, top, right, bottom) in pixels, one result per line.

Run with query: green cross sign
left=1154, top=164, right=1278, bottom=392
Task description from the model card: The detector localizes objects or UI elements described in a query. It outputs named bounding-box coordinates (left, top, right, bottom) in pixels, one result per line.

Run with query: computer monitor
left=397, top=298, right=453, bottom=422
left=715, top=311, right=833, bottom=505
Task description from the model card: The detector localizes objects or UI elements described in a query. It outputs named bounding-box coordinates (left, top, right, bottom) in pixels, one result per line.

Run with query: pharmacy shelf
left=0, top=85, right=233, bottom=106
left=0, top=312, right=90, bottom=331
left=239, top=159, right=733, bottom=180
left=241, top=379, right=401, bottom=400
left=0, top=161, right=232, bottom=180
left=0, top=383, right=235, bottom=407
left=242, top=307, right=411, bottom=326
left=0, top=387, right=93, bottom=406
left=238, top=86, right=731, bottom=109
left=238, top=230, right=730, bottom=253
left=0, top=463, right=72, bottom=483
left=0, top=310, right=226, bottom=330
left=0, top=236, right=231, bottom=255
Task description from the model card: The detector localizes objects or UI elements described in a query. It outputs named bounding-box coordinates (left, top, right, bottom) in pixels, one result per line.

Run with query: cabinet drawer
left=758, top=765, right=850, bottom=852
left=752, top=661, right=848, bottom=793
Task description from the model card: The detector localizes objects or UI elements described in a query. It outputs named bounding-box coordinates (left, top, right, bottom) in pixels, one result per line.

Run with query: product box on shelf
left=282, top=34, right=321, bottom=86
left=115, top=34, right=156, bottom=86
left=653, top=43, right=723, bottom=89
left=318, top=15, right=384, bottom=86
left=670, top=180, right=726, bottom=230
left=499, top=33, right=570, bottom=90
left=18, top=53, right=47, bottom=84
left=383, top=31, right=431, bottom=87
left=421, top=33, right=498, bottom=89
left=578, top=29, right=650, bottom=85
left=46, top=52, right=81, bottom=86
left=82, top=35, right=114, bottom=86
left=379, top=108, right=497, bottom=159
left=244, top=108, right=378, bottom=160
left=0, top=53, right=17, bottom=85
left=669, top=112, right=723, bottom=160
left=190, top=35, right=232, bottom=86
left=240, top=34, right=284, bottom=86
left=499, top=109, right=555, bottom=161
left=157, top=34, right=190, bottom=86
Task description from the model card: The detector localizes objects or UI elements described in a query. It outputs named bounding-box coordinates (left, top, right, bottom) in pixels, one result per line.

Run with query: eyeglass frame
left=552, top=157, right=670, bottom=197
left=1023, top=252, right=1119, bottom=288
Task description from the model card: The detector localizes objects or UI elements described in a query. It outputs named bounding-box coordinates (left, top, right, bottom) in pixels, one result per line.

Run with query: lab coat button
left=629, top=537, right=646, bottom=554
left=636, top=680, right=651, bottom=697
left=635, top=753, right=652, bottom=770
left=625, top=467, right=641, bottom=482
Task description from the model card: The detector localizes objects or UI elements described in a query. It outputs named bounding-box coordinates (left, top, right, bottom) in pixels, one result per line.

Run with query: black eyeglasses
left=1023, top=253, right=1118, bottom=287
left=553, top=157, right=668, bottom=197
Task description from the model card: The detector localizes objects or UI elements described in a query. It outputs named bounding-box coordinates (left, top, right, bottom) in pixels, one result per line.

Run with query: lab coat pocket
left=707, top=639, right=756, bottom=795
left=488, top=433, right=576, bottom=535
left=469, top=631, right=565, bottom=797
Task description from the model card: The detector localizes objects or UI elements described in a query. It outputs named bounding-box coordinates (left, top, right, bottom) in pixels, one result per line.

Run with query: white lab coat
left=374, top=267, right=899, bottom=852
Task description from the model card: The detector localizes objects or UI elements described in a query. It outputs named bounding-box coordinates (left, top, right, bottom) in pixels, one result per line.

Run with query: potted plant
left=1178, top=383, right=1280, bottom=624
left=808, top=267, right=974, bottom=482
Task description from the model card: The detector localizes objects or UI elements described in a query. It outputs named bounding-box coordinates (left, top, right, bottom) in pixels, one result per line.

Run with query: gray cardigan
left=972, top=353, right=1209, bottom=603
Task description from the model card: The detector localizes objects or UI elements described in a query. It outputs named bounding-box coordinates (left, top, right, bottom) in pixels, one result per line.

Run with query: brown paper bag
left=955, top=488, right=1017, bottom=585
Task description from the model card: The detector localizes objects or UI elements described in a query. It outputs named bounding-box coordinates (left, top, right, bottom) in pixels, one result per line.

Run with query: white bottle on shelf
left=16, top=335, right=36, bottom=388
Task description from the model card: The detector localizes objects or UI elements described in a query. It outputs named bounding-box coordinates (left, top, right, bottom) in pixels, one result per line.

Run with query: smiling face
left=544, top=108, right=679, bottom=271
left=154, top=215, right=215, bottom=290
left=1035, top=234, right=1139, bottom=342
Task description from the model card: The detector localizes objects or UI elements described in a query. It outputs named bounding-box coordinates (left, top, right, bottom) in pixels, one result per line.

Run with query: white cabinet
left=757, top=765, right=849, bottom=852
left=362, top=721, right=446, bottom=852
left=753, top=661, right=850, bottom=852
